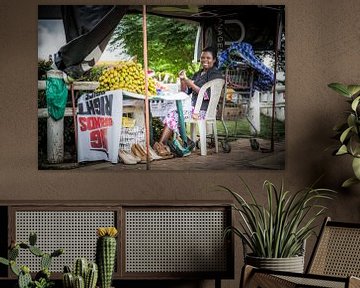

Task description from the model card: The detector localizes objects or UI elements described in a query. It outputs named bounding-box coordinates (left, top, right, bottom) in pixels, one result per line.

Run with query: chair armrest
left=349, top=276, right=360, bottom=288
left=193, top=81, right=211, bottom=114
left=241, top=265, right=352, bottom=288
left=241, top=265, right=296, bottom=288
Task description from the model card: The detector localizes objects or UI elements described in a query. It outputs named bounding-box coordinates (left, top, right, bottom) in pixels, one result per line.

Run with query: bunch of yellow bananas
left=96, top=227, right=118, bottom=238
left=96, top=60, right=157, bottom=95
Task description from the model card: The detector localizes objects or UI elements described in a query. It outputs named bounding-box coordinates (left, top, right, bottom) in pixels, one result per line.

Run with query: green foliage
left=96, top=236, right=117, bottom=288
left=38, top=59, right=53, bottom=80
left=0, top=232, right=63, bottom=288
left=215, top=115, right=285, bottom=140
left=109, top=14, right=198, bottom=78
left=63, top=259, right=98, bottom=288
left=80, top=64, right=109, bottom=82
left=33, top=277, right=54, bottom=288
left=221, top=178, right=335, bottom=258
left=328, top=83, right=360, bottom=187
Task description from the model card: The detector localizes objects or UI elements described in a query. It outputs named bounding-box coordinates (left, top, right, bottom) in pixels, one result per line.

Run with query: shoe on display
left=125, top=150, right=141, bottom=163
left=131, top=144, right=147, bottom=163
left=153, top=142, right=167, bottom=157
left=118, top=149, right=137, bottom=165
left=135, top=143, right=154, bottom=161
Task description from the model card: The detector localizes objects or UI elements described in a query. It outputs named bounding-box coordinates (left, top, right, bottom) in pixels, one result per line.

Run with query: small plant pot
left=245, top=254, right=305, bottom=273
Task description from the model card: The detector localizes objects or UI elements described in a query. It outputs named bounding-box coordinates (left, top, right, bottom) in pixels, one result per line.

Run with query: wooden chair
left=241, top=217, right=360, bottom=288
left=186, top=78, right=225, bottom=156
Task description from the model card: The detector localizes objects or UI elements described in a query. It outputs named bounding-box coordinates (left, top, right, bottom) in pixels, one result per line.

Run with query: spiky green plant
left=221, top=179, right=336, bottom=258
left=63, top=259, right=98, bottom=288
left=328, top=83, right=360, bottom=187
left=0, top=232, right=63, bottom=288
left=96, top=227, right=118, bottom=288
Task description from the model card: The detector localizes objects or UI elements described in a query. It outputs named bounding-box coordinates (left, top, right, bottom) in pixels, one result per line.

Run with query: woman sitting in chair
left=154, top=46, right=224, bottom=155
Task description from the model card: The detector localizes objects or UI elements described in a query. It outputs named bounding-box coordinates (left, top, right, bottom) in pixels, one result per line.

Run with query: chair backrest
left=307, top=217, right=360, bottom=278
left=193, top=78, right=225, bottom=120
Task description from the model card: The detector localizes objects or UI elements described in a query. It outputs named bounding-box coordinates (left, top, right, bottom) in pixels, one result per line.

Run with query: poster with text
left=77, top=90, right=122, bottom=163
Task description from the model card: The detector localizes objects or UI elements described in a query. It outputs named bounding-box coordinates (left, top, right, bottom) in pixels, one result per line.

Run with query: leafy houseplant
left=328, top=83, right=360, bottom=187
left=222, top=179, right=335, bottom=272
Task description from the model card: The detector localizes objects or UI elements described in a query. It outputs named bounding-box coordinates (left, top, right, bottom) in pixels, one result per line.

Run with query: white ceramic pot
left=245, top=254, right=305, bottom=273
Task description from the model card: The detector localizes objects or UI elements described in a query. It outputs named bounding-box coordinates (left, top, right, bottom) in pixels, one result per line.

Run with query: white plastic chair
left=186, top=78, right=225, bottom=156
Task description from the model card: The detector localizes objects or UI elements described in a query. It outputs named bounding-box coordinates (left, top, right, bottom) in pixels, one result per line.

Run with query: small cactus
left=41, top=253, right=52, bottom=270
left=18, top=270, right=32, bottom=288
left=29, top=245, right=44, bottom=257
left=96, top=227, right=118, bottom=288
left=8, top=246, right=19, bottom=260
left=10, top=260, right=21, bottom=276
left=63, top=259, right=98, bottom=288
left=0, top=232, right=63, bottom=288
left=74, top=275, right=85, bottom=288
left=74, top=258, right=88, bottom=280
left=63, top=272, right=74, bottom=288
left=29, top=232, right=37, bottom=246
left=85, top=262, right=98, bottom=288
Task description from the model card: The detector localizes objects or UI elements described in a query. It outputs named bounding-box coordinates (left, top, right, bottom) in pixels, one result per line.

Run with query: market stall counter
left=76, top=87, right=190, bottom=164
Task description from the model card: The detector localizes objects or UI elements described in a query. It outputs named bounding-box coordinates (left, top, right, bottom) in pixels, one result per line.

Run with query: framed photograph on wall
left=38, top=5, right=285, bottom=171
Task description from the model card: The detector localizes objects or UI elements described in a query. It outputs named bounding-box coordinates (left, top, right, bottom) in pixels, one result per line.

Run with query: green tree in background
left=108, top=14, right=199, bottom=80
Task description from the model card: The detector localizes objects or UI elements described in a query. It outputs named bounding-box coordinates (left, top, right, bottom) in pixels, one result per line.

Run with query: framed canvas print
left=38, top=5, right=285, bottom=171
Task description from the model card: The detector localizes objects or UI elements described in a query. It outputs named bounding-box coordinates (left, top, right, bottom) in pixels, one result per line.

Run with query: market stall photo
left=38, top=5, right=285, bottom=170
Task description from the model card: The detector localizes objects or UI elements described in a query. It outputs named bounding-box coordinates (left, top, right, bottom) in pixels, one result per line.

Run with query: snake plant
left=222, top=179, right=335, bottom=258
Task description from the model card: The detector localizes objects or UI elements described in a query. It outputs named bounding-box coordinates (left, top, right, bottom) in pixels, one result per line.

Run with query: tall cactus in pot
left=96, top=227, right=118, bottom=288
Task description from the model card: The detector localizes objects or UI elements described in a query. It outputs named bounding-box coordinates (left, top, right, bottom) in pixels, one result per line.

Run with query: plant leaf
left=328, top=83, right=352, bottom=98
left=347, top=114, right=356, bottom=128
left=336, top=144, right=348, bottom=155
left=349, top=135, right=360, bottom=157
left=347, top=85, right=360, bottom=97
left=351, top=96, right=360, bottom=111
left=340, top=126, right=353, bottom=143
left=0, top=257, right=9, bottom=266
left=342, top=177, right=360, bottom=188
left=352, top=157, right=360, bottom=179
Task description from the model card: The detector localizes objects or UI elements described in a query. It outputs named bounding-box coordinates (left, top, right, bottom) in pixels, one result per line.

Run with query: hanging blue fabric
left=218, top=42, right=274, bottom=91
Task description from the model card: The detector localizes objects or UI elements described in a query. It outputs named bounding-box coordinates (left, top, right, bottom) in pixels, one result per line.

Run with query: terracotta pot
left=245, top=254, right=305, bottom=273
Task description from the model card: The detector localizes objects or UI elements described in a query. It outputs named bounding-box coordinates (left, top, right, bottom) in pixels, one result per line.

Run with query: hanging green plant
left=328, top=83, right=360, bottom=187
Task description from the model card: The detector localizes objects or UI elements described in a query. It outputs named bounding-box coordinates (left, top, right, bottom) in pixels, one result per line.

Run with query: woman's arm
left=181, top=78, right=200, bottom=93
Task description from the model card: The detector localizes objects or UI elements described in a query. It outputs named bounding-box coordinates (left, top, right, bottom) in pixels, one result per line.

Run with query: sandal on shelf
left=118, top=149, right=137, bottom=165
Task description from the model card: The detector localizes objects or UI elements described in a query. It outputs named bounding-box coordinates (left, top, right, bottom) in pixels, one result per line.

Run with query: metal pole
left=70, top=84, right=78, bottom=161
left=270, top=12, right=281, bottom=152
left=142, top=5, right=151, bottom=170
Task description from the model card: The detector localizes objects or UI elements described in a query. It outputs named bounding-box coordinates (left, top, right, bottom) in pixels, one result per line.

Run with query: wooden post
left=47, top=117, right=64, bottom=163
left=249, top=91, right=260, bottom=136
left=46, top=70, right=65, bottom=164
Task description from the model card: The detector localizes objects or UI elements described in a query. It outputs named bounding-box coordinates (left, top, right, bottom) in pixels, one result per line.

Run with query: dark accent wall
left=0, top=1, right=359, bottom=287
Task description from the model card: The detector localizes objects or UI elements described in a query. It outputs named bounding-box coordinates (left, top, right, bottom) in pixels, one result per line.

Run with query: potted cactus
left=96, top=227, right=118, bottom=288
left=62, top=257, right=98, bottom=288
left=0, top=232, right=63, bottom=288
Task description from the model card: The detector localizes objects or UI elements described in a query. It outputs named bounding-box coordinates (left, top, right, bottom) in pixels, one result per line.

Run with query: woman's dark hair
left=202, top=46, right=217, bottom=59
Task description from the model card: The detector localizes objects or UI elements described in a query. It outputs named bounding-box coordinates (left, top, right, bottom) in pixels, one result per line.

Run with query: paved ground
left=76, top=138, right=285, bottom=171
